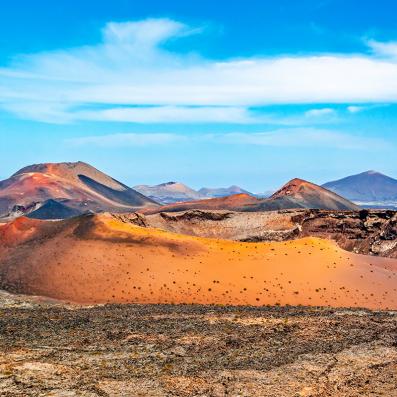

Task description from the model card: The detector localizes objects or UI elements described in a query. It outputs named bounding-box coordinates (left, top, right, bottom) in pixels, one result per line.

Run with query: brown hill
left=0, top=161, right=158, bottom=218
left=142, top=193, right=259, bottom=214
left=0, top=213, right=396, bottom=309
left=267, top=178, right=360, bottom=210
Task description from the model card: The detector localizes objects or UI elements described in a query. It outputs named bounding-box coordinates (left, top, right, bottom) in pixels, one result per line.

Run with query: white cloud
left=347, top=105, right=366, bottom=113
left=102, top=19, right=190, bottom=46
left=1, top=19, right=397, bottom=124
left=68, top=128, right=388, bottom=151
left=367, top=39, right=397, bottom=58
left=76, top=106, right=254, bottom=123
left=305, top=108, right=336, bottom=117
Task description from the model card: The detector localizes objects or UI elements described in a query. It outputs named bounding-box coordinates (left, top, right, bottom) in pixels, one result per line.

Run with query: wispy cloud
left=367, top=39, right=397, bottom=58
left=305, top=108, right=336, bottom=117
left=2, top=19, right=397, bottom=124
left=347, top=105, right=367, bottom=113
left=75, top=105, right=255, bottom=123
left=209, top=128, right=387, bottom=150
left=346, top=103, right=388, bottom=114
left=67, top=132, right=184, bottom=147
left=68, top=128, right=388, bottom=151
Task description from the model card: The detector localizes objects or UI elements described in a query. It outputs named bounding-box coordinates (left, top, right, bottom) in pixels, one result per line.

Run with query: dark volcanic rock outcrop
left=27, top=199, right=84, bottom=220
left=295, top=209, right=397, bottom=257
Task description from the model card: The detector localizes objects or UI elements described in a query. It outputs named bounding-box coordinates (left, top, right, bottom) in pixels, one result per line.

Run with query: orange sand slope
left=1, top=214, right=397, bottom=309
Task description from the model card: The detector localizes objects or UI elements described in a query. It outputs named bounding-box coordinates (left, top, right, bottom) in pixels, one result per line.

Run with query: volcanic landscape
left=1, top=161, right=397, bottom=396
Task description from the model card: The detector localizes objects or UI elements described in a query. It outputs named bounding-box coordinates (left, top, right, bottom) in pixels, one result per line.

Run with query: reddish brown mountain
left=0, top=161, right=158, bottom=219
left=267, top=178, right=360, bottom=211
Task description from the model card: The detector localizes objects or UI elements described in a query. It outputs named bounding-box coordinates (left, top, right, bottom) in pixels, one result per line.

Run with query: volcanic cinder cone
left=0, top=161, right=159, bottom=218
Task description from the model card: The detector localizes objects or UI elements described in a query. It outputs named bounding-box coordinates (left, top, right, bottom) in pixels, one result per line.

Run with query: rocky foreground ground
left=0, top=293, right=396, bottom=396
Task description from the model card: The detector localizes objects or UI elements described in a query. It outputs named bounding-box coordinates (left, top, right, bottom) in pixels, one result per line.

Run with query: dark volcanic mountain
left=0, top=161, right=158, bottom=219
left=27, top=199, right=83, bottom=220
left=322, top=171, right=397, bottom=206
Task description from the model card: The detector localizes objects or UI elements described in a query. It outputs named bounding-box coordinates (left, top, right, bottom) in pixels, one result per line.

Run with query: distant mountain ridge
left=134, top=182, right=253, bottom=204
left=198, top=185, right=252, bottom=198
left=133, top=181, right=203, bottom=204
left=322, top=170, right=397, bottom=207
left=0, top=162, right=365, bottom=220
left=144, top=178, right=359, bottom=214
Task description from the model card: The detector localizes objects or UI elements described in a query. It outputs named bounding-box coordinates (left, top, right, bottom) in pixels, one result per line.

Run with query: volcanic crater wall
left=127, top=209, right=397, bottom=258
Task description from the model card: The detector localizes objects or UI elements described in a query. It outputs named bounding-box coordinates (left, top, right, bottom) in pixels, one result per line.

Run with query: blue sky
left=1, top=0, right=397, bottom=192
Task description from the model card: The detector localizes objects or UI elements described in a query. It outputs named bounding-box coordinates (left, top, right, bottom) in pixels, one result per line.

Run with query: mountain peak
left=271, top=178, right=312, bottom=198
left=158, top=181, right=178, bottom=187
left=269, top=177, right=359, bottom=210
left=362, top=170, right=382, bottom=176
left=1, top=161, right=158, bottom=219
left=133, top=181, right=202, bottom=204
left=287, top=177, right=307, bottom=185
left=13, top=161, right=94, bottom=177
left=322, top=170, right=397, bottom=203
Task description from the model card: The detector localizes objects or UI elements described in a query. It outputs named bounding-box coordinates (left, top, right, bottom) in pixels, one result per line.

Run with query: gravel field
left=0, top=296, right=397, bottom=396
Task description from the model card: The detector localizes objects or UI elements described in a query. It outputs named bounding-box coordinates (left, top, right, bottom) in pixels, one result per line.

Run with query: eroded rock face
left=128, top=209, right=397, bottom=258
left=296, top=210, right=397, bottom=258
left=138, top=210, right=301, bottom=242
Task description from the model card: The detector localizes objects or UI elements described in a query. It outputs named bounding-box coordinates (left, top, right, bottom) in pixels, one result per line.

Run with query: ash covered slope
left=0, top=213, right=397, bottom=309
left=0, top=161, right=158, bottom=218
left=323, top=170, right=397, bottom=207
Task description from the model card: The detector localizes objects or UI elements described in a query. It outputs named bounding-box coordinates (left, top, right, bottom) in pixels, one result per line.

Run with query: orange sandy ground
left=1, top=215, right=397, bottom=309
